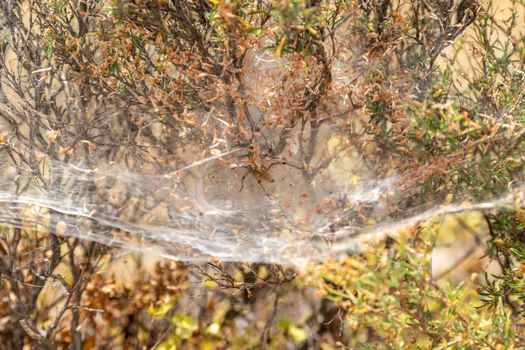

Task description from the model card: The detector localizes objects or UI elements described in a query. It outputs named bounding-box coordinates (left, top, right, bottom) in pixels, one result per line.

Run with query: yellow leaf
left=275, top=36, right=286, bottom=57
left=45, top=129, right=60, bottom=143
left=306, top=26, right=318, bottom=36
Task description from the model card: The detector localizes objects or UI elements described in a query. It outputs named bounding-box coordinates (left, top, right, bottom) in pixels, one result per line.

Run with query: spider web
left=1, top=50, right=524, bottom=265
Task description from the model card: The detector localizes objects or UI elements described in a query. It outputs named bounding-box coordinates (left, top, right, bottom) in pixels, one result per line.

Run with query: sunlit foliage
left=1, top=0, right=525, bottom=348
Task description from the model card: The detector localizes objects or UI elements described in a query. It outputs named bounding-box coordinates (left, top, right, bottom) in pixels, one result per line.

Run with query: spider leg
left=266, top=161, right=283, bottom=171
left=238, top=170, right=250, bottom=192
left=267, top=160, right=302, bottom=171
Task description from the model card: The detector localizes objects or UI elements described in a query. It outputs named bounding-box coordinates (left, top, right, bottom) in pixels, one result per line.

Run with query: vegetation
left=1, top=0, right=525, bottom=348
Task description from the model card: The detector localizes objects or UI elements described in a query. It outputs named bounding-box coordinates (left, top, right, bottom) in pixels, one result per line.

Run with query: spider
left=236, top=159, right=302, bottom=192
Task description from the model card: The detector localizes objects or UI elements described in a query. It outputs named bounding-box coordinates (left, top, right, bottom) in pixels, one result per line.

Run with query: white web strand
left=0, top=144, right=523, bottom=265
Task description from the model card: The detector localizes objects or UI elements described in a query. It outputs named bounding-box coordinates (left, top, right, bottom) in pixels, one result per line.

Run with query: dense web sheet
left=1, top=107, right=523, bottom=264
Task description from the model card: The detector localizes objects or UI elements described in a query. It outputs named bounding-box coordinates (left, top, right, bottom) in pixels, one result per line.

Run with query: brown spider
left=236, top=160, right=302, bottom=192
